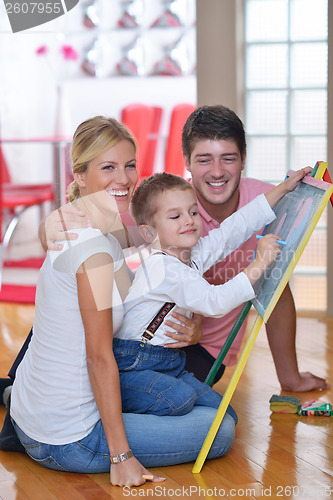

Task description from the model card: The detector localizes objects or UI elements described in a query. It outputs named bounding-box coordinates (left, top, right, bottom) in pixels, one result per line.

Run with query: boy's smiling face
left=151, top=188, right=202, bottom=261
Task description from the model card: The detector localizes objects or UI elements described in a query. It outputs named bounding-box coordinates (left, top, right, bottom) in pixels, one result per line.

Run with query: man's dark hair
left=182, top=105, right=246, bottom=161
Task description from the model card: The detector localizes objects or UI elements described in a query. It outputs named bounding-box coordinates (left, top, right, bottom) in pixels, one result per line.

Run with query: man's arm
left=38, top=217, right=48, bottom=252
left=266, top=284, right=329, bottom=391
left=39, top=204, right=89, bottom=251
left=163, top=312, right=202, bottom=348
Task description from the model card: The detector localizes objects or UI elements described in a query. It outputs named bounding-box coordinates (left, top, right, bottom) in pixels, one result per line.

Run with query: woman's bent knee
left=122, top=407, right=236, bottom=468
left=207, top=413, right=235, bottom=459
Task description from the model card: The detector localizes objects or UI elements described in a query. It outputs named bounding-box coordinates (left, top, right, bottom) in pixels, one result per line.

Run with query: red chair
left=142, top=106, right=163, bottom=179
left=0, top=146, right=55, bottom=198
left=164, top=104, right=196, bottom=177
left=0, top=147, right=54, bottom=284
left=121, top=104, right=163, bottom=182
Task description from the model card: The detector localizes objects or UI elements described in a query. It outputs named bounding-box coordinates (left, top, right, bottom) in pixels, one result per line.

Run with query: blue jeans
left=113, top=339, right=238, bottom=423
left=12, top=408, right=235, bottom=473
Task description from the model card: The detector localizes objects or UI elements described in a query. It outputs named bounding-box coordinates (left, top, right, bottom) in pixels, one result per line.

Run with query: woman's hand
left=44, top=204, right=90, bottom=251
left=110, top=456, right=165, bottom=487
left=164, top=312, right=202, bottom=348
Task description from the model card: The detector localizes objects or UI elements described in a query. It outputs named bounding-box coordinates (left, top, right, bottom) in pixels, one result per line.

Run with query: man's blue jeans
left=12, top=408, right=235, bottom=473
left=113, top=339, right=238, bottom=423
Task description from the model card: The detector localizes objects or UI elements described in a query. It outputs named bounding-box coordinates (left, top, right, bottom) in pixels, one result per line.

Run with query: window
left=245, top=0, right=328, bottom=310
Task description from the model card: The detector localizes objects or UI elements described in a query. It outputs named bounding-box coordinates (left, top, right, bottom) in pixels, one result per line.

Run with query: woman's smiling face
left=76, top=139, right=138, bottom=214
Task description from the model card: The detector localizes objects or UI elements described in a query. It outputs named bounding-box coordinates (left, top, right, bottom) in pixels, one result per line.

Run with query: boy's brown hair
left=131, top=172, right=193, bottom=226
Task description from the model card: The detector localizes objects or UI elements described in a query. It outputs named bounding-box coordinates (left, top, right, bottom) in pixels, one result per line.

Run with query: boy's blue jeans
left=113, top=338, right=238, bottom=424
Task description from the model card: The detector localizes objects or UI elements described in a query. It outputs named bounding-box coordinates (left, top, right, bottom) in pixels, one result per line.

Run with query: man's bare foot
left=281, top=371, right=330, bottom=392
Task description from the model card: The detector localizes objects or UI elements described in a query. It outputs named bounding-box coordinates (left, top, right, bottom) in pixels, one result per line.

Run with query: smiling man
left=177, top=105, right=329, bottom=392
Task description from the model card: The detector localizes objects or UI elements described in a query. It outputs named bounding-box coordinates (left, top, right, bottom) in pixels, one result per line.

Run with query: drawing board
left=252, top=170, right=333, bottom=321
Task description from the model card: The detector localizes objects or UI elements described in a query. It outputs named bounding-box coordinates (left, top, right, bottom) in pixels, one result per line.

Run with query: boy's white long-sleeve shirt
left=114, top=194, right=276, bottom=345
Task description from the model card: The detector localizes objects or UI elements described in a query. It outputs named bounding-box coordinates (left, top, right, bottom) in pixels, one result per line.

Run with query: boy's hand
left=244, top=234, right=281, bottom=286
left=284, top=166, right=312, bottom=193
left=163, top=312, right=202, bottom=348
left=45, top=204, right=90, bottom=251
left=110, top=456, right=165, bottom=487
left=265, top=167, right=312, bottom=208
left=255, top=234, right=281, bottom=268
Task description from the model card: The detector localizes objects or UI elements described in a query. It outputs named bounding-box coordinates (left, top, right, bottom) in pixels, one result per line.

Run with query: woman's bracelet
left=109, top=449, right=133, bottom=464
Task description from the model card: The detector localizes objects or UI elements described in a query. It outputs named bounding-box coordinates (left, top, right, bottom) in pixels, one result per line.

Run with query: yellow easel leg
left=192, top=313, right=264, bottom=474
left=314, top=162, right=328, bottom=180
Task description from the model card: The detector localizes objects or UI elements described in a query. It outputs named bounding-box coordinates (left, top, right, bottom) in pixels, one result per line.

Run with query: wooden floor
left=0, top=303, right=332, bottom=499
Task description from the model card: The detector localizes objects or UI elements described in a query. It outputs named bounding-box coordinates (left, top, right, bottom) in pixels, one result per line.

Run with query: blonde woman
left=8, top=117, right=236, bottom=487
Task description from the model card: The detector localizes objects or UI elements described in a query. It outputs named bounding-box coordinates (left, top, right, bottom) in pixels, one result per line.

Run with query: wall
left=196, top=0, right=244, bottom=117
left=0, top=1, right=197, bottom=245
left=0, top=0, right=197, bottom=182
left=195, top=0, right=332, bottom=315
left=64, top=76, right=196, bottom=172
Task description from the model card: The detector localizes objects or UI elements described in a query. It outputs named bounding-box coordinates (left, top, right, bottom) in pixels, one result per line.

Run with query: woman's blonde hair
left=67, top=116, right=137, bottom=202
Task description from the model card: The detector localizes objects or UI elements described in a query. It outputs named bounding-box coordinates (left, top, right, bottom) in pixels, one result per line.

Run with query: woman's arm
left=77, top=253, right=163, bottom=487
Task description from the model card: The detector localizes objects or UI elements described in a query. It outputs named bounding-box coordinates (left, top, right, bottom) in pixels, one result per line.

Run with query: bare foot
left=281, top=371, right=330, bottom=392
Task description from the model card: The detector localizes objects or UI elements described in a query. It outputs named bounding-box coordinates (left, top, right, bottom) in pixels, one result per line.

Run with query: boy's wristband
left=109, top=450, right=133, bottom=464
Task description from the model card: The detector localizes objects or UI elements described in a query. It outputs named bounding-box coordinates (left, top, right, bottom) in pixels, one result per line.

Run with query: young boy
left=113, top=169, right=310, bottom=420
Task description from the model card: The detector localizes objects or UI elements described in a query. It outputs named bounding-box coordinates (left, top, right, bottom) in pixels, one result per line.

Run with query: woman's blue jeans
left=12, top=409, right=235, bottom=473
